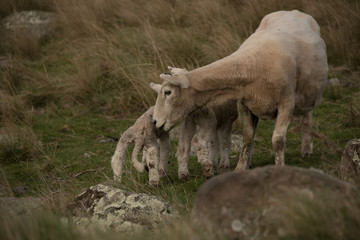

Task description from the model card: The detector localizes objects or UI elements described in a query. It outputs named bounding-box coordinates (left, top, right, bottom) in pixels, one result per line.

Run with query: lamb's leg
left=158, top=131, right=170, bottom=177
left=235, top=105, right=258, bottom=171
left=301, top=111, right=313, bottom=157
left=217, top=120, right=233, bottom=174
left=176, top=115, right=196, bottom=180
left=192, top=109, right=218, bottom=178
left=111, top=126, right=134, bottom=181
left=272, top=103, right=293, bottom=166
left=144, top=143, right=160, bottom=186
left=131, top=136, right=145, bottom=173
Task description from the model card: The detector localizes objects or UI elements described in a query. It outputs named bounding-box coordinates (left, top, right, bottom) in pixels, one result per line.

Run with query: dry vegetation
left=0, top=0, right=360, bottom=239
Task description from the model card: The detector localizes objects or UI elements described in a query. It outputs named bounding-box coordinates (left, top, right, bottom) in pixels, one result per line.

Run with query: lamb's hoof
left=149, top=169, right=160, bottom=186
left=202, top=164, right=216, bottom=178
left=178, top=171, right=190, bottom=181
left=218, top=165, right=230, bottom=174
left=113, top=175, right=121, bottom=182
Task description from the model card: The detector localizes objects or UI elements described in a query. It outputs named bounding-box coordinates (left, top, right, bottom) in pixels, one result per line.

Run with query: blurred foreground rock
left=66, top=184, right=179, bottom=232
left=0, top=196, right=42, bottom=216
left=1, top=10, right=55, bottom=39
left=191, top=166, right=360, bottom=239
left=340, top=139, right=360, bottom=185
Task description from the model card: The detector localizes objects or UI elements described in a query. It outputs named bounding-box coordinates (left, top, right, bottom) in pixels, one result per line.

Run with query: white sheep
left=150, top=67, right=238, bottom=179
left=111, top=106, right=170, bottom=186
left=151, top=10, right=328, bottom=170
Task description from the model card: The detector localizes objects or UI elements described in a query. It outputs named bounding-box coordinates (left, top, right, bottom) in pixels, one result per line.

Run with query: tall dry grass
left=0, top=0, right=359, bottom=164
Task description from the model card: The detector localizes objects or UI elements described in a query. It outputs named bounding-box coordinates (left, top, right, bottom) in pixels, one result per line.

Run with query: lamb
left=151, top=10, right=328, bottom=170
left=150, top=67, right=238, bottom=179
left=111, top=106, right=170, bottom=186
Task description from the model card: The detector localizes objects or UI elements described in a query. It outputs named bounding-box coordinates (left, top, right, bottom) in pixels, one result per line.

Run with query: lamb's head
left=150, top=66, right=196, bottom=131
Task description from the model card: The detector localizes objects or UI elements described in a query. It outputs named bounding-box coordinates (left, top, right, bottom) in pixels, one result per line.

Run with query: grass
left=1, top=0, right=360, bottom=239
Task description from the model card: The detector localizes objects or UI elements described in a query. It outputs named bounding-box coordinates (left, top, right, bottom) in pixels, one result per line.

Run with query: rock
left=1, top=10, right=55, bottom=39
left=12, top=185, right=28, bottom=195
left=191, top=166, right=360, bottom=239
left=66, top=184, right=179, bottom=232
left=0, top=196, right=42, bottom=216
left=340, top=139, right=360, bottom=185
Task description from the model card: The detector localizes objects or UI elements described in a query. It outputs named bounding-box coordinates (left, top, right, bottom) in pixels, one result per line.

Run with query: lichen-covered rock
left=191, top=166, right=360, bottom=239
left=66, top=184, right=179, bottom=232
left=340, top=139, right=360, bottom=185
left=1, top=11, right=55, bottom=39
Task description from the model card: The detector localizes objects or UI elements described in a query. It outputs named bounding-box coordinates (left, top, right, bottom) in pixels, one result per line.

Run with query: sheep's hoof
left=218, top=165, right=230, bottom=174
left=178, top=171, right=190, bottom=181
left=202, top=164, right=216, bottom=178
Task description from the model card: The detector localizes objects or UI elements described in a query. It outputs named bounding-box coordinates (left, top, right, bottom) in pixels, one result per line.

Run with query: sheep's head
left=150, top=66, right=195, bottom=131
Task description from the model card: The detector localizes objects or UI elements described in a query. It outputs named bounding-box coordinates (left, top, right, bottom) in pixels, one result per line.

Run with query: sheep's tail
left=111, top=126, right=135, bottom=181
left=131, top=138, right=145, bottom=173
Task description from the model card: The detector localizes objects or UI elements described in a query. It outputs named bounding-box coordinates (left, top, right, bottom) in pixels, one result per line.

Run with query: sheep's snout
left=153, top=119, right=157, bottom=125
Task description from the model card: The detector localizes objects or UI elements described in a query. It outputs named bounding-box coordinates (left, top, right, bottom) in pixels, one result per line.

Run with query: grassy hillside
left=0, top=0, right=360, bottom=239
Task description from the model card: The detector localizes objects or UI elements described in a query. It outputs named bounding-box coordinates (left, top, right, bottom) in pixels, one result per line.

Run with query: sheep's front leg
left=111, top=126, right=134, bottom=181
left=176, top=115, right=196, bottom=180
left=192, top=109, right=218, bottom=178
left=144, top=143, right=160, bottom=186
left=235, top=105, right=258, bottom=171
left=217, top=120, right=233, bottom=174
left=301, top=111, right=313, bottom=157
left=158, top=132, right=170, bottom=177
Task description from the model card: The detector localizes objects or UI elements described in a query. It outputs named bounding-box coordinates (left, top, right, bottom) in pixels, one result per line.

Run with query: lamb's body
left=111, top=107, right=170, bottom=186
left=177, top=100, right=238, bottom=179
left=152, top=10, right=328, bottom=169
left=111, top=102, right=238, bottom=184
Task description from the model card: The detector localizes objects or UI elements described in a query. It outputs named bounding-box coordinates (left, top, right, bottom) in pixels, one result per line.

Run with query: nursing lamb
left=150, top=67, right=238, bottom=179
left=151, top=10, right=328, bottom=170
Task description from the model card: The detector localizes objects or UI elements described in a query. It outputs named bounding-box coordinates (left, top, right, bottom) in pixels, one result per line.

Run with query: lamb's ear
left=149, top=82, right=162, bottom=94
left=159, top=73, right=190, bottom=89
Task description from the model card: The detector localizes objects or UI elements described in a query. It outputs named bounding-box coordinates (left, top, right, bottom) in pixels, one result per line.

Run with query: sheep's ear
left=159, top=73, right=190, bottom=89
left=149, top=82, right=162, bottom=94
left=168, top=66, right=188, bottom=75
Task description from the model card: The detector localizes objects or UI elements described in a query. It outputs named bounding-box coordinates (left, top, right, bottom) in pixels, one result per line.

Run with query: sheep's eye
left=164, top=90, right=171, bottom=96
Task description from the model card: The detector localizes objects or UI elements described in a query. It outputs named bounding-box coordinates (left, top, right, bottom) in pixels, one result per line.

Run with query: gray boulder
left=340, top=139, right=360, bottom=185
left=0, top=196, right=42, bottom=216
left=1, top=10, right=55, bottom=39
left=191, top=166, right=360, bottom=239
left=66, top=184, right=179, bottom=232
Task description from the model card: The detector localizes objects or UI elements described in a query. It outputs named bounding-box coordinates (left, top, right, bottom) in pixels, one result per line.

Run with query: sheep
left=151, top=10, right=328, bottom=170
left=111, top=106, right=170, bottom=186
left=150, top=67, right=238, bottom=179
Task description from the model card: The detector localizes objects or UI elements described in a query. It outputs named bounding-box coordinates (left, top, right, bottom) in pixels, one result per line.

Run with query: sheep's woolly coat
left=152, top=10, right=328, bottom=169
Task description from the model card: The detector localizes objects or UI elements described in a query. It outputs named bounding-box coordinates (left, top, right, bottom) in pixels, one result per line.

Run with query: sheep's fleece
left=152, top=10, right=328, bottom=169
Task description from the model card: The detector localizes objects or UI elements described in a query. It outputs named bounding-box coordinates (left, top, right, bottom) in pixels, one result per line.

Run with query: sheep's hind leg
left=301, top=111, right=313, bottom=157
left=176, top=116, right=196, bottom=180
left=272, top=102, right=293, bottom=166
left=235, top=105, right=258, bottom=171
left=111, top=127, right=134, bottom=181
